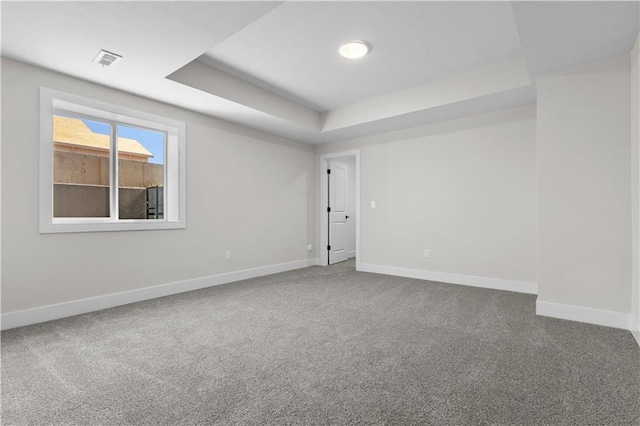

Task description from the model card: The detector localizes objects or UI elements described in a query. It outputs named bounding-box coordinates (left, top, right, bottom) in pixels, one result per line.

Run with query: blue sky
left=82, top=119, right=164, bottom=164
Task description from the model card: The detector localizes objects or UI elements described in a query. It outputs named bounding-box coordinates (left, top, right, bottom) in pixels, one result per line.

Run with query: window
left=40, top=88, right=185, bottom=233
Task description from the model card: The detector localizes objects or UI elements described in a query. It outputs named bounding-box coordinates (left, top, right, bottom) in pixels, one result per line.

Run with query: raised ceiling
left=199, top=1, right=524, bottom=112
left=2, top=1, right=639, bottom=144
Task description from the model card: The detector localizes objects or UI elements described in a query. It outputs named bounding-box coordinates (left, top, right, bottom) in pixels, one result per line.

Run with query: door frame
left=319, top=150, right=360, bottom=267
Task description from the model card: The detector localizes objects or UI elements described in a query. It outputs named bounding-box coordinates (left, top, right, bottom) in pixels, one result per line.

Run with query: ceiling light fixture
left=338, top=41, right=370, bottom=59
left=93, top=49, right=122, bottom=67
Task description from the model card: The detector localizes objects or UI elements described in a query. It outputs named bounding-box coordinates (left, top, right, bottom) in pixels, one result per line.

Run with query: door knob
left=346, top=215, right=350, bottom=219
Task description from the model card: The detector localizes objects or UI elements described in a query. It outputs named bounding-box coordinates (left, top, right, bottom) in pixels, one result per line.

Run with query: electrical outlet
left=371, top=201, right=376, bottom=208
left=225, top=250, right=231, bottom=261
left=424, top=249, right=430, bottom=258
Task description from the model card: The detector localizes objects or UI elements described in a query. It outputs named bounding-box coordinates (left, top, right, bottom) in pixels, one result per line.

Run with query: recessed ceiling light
left=338, top=41, right=370, bottom=59
left=93, top=49, right=122, bottom=67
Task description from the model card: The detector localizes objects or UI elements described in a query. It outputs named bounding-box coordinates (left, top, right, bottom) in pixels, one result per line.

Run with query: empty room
left=1, top=1, right=640, bottom=424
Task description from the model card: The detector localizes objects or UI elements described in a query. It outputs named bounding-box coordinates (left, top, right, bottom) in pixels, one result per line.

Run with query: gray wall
left=318, top=106, right=537, bottom=284
left=537, top=55, right=631, bottom=314
left=1, top=58, right=316, bottom=314
left=53, top=184, right=109, bottom=217
left=53, top=185, right=151, bottom=219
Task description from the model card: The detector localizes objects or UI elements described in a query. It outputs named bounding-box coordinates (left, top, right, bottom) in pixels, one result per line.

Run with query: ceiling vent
left=93, top=50, right=122, bottom=67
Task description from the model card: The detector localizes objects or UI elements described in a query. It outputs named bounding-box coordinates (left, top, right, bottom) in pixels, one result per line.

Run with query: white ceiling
left=200, top=1, right=523, bottom=112
left=2, top=1, right=639, bottom=145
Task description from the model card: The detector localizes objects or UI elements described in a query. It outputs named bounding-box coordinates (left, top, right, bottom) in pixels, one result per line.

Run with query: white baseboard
left=631, top=314, right=640, bottom=347
left=536, top=300, right=631, bottom=331
left=347, top=250, right=356, bottom=258
left=357, top=263, right=537, bottom=294
left=1, top=258, right=315, bottom=331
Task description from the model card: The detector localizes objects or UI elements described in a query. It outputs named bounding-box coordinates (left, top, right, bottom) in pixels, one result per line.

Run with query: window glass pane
left=53, top=114, right=111, bottom=217
left=117, top=124, right=165, bottom=220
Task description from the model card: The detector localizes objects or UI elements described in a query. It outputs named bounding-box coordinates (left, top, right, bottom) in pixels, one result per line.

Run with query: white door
left=328, top=160, right=349, bottom=264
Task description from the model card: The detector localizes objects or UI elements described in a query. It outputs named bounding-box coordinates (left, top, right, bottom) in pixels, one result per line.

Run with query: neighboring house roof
left=53, top=115, right=153, bottom=158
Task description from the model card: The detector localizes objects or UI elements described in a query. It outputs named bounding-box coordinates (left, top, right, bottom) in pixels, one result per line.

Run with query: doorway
left=320, top=150, right=360, bottom=266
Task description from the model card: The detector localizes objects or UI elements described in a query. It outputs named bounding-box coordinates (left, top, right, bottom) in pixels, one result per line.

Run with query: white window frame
left=40, top=87, right=186, bottom=233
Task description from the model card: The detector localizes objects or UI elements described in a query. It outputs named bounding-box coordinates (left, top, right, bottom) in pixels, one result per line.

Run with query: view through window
left=52, top=112, right=166, bottom=220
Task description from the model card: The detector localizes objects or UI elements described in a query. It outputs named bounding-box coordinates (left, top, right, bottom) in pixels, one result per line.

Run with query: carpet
left=2, top=259, right=639, bottom=425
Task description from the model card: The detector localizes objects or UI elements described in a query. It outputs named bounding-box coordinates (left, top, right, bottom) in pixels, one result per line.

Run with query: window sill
left=40, top=220, right=186, bottom=234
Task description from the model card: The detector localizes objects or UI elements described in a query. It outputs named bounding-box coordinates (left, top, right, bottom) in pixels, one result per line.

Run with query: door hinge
left=327, top=169, right=331, bottom=174
left=327, top=245, right=331, bottom=251
left=327, top=207, right=331, bottom=212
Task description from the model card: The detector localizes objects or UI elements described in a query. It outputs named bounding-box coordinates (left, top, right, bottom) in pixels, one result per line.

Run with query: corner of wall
left=536, top=299, right=632, bottom=331
left=631, top=30, right=640, bottom=347
left=631, top=314, right=640, bottom=347
left=537, top=51, right=632, bottom=325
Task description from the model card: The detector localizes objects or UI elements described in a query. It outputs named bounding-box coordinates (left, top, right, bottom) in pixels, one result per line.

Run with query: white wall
left=318, top=106, right=537, bottom=288
left=631, top=33, right=640, bottom=344
left=1, top=59, right=316, bottom=317
left=537, top=55, right=631, bottom=320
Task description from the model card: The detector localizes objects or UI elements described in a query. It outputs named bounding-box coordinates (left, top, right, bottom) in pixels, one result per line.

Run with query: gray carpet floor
left=2, top=259, right=640, bottom=425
